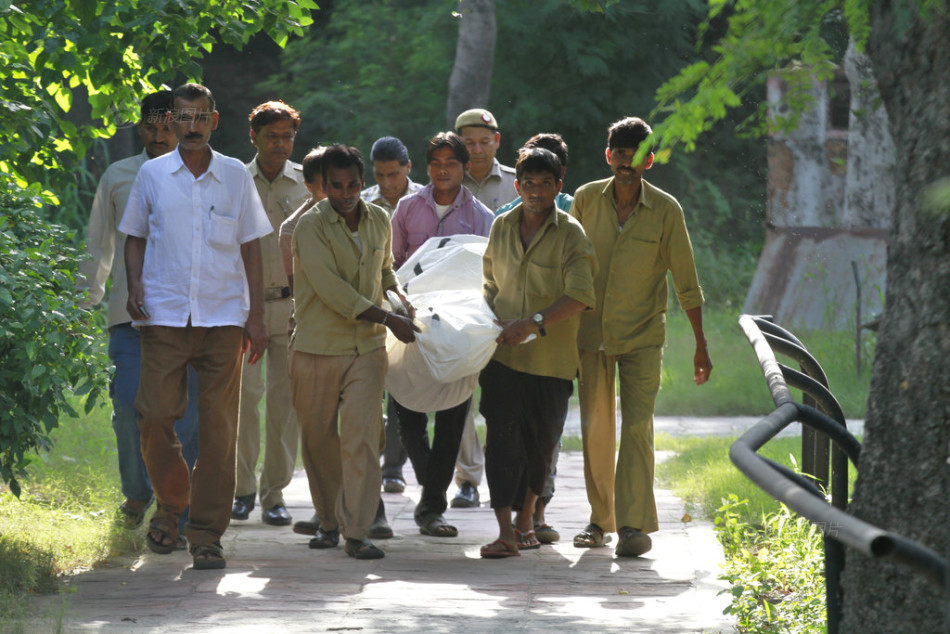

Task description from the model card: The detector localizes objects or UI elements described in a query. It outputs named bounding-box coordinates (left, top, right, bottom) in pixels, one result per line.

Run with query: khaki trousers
left=290, top=347, right=386, bottom=541
left=235, top=298, right=298, bottom=507
left=578, top=346, right=662, bottom=534
left=136, top=325, right=244, bottom=546
left=453, top=401, right=484, bottom=487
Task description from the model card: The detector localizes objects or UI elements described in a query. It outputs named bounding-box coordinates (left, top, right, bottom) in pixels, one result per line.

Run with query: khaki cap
left=455, top=108, right=498, bottom=131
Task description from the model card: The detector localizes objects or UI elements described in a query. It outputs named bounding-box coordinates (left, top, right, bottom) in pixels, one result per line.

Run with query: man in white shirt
left=120, top=83, right=272, bottom=570
left=79, top=91, right=198, bottom=540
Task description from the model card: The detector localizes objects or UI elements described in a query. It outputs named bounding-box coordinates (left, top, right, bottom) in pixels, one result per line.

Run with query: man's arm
left=124, top=235, right=148, bottom=320
left=241, top=238, right=267, bottom=365
left=495, top=295, right=587, bottom=346
left=78, top=171, right=117, bottom=307
left=685, top=305, right=712, bottom=385
left=356, top=284, right=419, bottom=344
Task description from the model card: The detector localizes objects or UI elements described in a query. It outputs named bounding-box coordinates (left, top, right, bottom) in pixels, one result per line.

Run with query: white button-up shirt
left=119, top=147, right=272, bottom=328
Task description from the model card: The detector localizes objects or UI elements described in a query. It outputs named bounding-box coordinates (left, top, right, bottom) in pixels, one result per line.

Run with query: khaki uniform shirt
left=483, top=204, right=597, bottom=380
left=463, top=159, right=518, bottom=212
left=292, top=199, right=398, bottom=356
left=79, top=151, right=148, bottom=327
left=247, top=158, right=310, bottom=293
left=570, top=177, right=704, bottom=354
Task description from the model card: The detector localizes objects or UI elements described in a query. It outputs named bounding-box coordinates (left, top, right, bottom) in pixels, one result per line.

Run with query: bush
left=715, top=495, right=826, bottom=633
left=0, top=181, right=107, bottom=496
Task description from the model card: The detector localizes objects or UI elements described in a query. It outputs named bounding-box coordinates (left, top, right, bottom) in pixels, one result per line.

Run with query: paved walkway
left=29, top=448, right=740, bottom=632
left=30, top=413, right=865, bottom=632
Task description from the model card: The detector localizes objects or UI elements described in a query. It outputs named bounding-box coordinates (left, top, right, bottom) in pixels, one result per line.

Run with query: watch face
left=533, top=313, right=543, bottom=324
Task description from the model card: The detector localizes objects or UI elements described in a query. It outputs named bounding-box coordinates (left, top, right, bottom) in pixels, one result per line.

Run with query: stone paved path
left=29, top=447, right=735, bottom=632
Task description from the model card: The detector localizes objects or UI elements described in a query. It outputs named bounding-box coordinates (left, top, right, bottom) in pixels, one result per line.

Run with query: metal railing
left=732, top=315, right=947, bottom=633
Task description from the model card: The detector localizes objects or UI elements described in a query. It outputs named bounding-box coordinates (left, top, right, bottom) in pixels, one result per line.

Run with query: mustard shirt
left=291, top=199, right=398, bottom=356
left=483, top=204, right=597, bottom=380
left=247, top=158, right=310, bottom=290
left=570, top=177, right=704, bottom=354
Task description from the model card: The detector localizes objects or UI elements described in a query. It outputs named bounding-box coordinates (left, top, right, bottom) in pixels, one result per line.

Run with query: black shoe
left=368, top=499, right=394, bottom=539
left=450, top=481, right=480, bottom=508
left=262, top=504, right=292, bottom=526
left=293, top=513, right=320, bottom=536
left=231, top=493, right=255, bottom=520
left=382, top=476, right=406, bottom=494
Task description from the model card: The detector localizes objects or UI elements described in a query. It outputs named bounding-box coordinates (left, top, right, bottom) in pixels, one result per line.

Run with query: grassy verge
left=0, top=401, right=142, bottom=627
left=657, top=307, right=873, bottom=418
left=656, top=433, right=858, bottom=632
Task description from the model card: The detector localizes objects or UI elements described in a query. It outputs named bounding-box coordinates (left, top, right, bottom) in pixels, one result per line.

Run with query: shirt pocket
left=622, top=235, right=661, bottom=273
left=206, top=209, right=239, bottom=248
left=526, top=261, right=562, bottom=300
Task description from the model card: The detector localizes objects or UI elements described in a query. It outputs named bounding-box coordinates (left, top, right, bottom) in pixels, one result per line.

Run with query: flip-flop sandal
left=534, top=522, right=560, bottom=544
left=191, top=542, right=226, bottom=570
left=515, top=528, right=541, bottom=550
left=145, top=516, right=179, bottom=555
left=573, top=523, right=611, bottom=548
left=345, top=539, right=385, bottom=560
left=417, top=514, right=459, bottom=538
left=480, top=538, right=520, bottom=559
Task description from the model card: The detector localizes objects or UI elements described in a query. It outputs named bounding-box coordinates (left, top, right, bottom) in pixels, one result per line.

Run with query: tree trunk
left=840, top=3, right=950, bottom=631
left=445, top=0, right=496, bottom=129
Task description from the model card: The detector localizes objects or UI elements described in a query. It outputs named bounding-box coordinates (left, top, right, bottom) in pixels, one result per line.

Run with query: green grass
left=656, top=307, right=873, bottom=418
left=0, top=400, right=143, bottom=626
left=655, top=432, right=858, bottom=525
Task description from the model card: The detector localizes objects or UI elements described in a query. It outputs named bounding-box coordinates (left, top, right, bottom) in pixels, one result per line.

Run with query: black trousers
left=478, top=361, right=572, bottom=510
left=393, top=396, right=471, bottom=519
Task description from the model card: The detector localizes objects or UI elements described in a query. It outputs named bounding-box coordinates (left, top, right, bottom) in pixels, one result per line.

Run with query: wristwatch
left=532, top=312, right=546, bottom=337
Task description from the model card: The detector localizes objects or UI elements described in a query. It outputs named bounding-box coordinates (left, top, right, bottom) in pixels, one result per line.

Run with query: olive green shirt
left=483, top=204, right=597, bottom=380
left=291, top=198, right=398, bottom=356
left=570, top=177, right=704, bottom=354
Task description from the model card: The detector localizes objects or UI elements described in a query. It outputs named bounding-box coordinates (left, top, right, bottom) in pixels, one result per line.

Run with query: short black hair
left=321, top=144, right=364, bottom=181
left=607, top=117, right=652, bottom=152
left=515, top=147, right=562, bottom=182
left=140, top=90, right=173, bottom=124
left=302, top=146, right=328, bottom=184
left=370, top=136, right=410, bottom=165
left=523, top=133, right=568, bottom=169
left=171, top=82, right=215, bottom=113
left=425, top=131, right=469, bottom=165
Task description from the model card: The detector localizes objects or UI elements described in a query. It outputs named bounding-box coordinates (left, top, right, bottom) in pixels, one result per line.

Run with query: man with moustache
left=120, top=82, right=271, bottom=570
left=79, top=91, right=198, bottom=542
left=232, top=101, right=310, bottom=527
left=570, top=117, right=712, bottom=558
left=450, top=108, right=519, bottom=509
left=290, top=145, right=417, bottom=560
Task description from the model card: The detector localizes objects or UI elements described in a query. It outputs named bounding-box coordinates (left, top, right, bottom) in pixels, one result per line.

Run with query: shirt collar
left=603, top=177, right=654, bottom=210
left=502, top=201, right=561, bottom=230
left=168, top=145, right=222, bottom=182
left=422, top=182, right=470, bottom=210
left=248, top=155, right=299, bottom=183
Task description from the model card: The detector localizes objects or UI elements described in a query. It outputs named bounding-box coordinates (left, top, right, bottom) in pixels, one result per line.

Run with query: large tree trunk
left=445, top=0, right=496, bottom=128
left=840, top=3, right=950, bottom=631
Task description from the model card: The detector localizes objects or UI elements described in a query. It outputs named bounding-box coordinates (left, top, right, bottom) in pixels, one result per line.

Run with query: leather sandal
left=191, top=541, right=226, bottom=570
left=573, top=523, right=611, bottom=548
left=417, top=514, right=458, bottom=538
left=145, top=516, right=179, bottom=555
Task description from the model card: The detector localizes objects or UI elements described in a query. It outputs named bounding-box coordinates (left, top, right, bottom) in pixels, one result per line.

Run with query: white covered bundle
left=384, top=235, right=499, bottom=411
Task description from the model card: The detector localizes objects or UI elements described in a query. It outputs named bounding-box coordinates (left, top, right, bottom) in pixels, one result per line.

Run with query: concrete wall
left=744, top=42, right=894, bottom=331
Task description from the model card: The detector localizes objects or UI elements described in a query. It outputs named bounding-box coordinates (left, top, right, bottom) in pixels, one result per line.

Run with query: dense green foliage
left=265, top=0, right=767, bottom=257
left=0, top=0, right=318, bottom=202
left=0, top=185, right=107, bottom=496
left=715, top=496, right=826, bottom=633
